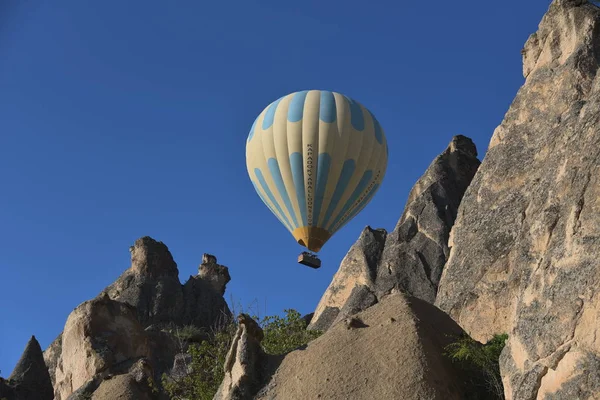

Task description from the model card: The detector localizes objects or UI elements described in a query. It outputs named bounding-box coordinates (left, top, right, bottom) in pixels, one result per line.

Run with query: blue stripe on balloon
left=312, top=153, right=331, bottom=226
left=288, top=91, right=309, bottom=122
left=290, top=152, right=307, bottom=226
left=332, top=183, right=379, bottom=233
left=320, top=159, right=356, bottom=228
left=345, top=96, right=364, bottom=131
left=247, top=115, right=259, bottom=142
left=327, top=170, right=373, bottom=231
left=368, top=110, right=383, bottom=144
left=267, top=158, right=299, bottom=229
left=319, top=91, right=336, bottom=123
left=251, top=180, right=294, bottom=232
left=262, top=97, right=284, bottom=130
left=254, top=169, right=294, bottom=232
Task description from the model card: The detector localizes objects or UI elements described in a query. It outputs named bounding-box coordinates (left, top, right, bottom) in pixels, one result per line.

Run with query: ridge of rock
left=436, top=1, right=600, bottom=398
left=309, top=135, right=480, bottom=331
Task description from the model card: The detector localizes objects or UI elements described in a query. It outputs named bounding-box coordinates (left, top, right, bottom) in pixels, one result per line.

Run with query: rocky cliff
left=436, top=1, right=600, bottom=399
left=4, top=2, right=600, bottom=400
left=40, top=237, right=232, bottom=400
left=309, top=135, right=480, bottom=331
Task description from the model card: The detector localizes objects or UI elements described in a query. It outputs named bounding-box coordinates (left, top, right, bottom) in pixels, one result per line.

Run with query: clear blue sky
left=0, top=0, right=549, bottom=374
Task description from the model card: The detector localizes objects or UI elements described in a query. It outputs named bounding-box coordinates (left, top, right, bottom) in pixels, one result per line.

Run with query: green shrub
left=162, top=309, right=322, bottom=400
left=173, top=325, right=207, bottom=343
left=444, top=333, right=508, bottom=400
left=260, top=309, right=322, bottom=355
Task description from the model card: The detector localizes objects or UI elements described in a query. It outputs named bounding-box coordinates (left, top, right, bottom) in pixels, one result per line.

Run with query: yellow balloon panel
left=246, top=90, right=388, bottom=252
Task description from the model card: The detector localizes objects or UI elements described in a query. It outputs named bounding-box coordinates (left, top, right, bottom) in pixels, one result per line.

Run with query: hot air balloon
left=245, top=90, right=388, bottom=268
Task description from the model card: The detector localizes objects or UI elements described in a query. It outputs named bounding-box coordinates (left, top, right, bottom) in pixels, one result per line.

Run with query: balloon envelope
left=245, top=90, right=388, bottom=252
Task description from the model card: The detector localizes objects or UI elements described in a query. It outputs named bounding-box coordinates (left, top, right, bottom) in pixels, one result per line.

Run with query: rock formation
left=43, top=333, right=62, bottom=388
left=52, top=293, right=151, bottom=400
left=257, top=293, right=492, bottom=400
left=102, top=237, right=231, bottom=329
left=309, top=135, right=480, bottom=331
left=309, top=226, right=386, bottom=331
left=435, top=1, right=600, bottom=399
left=213, top=314, right=268, bottom=400
left=42, top=236, right=233, bottom=400
left=0, top=336, right=53, bottom=400
left=377, top=135, right=480, bottom=302
left=199, top=253, right=231, bottom=296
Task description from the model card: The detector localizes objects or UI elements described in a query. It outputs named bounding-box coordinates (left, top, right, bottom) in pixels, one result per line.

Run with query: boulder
left=53, top=293, right=151, bottom=400
left=257, top=293, right=491, bottom=400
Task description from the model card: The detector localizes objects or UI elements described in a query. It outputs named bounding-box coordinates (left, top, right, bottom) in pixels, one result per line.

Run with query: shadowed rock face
left=309, top=135, right=480, bottom=331
left=0, top=336, right=54, bottom=400
left=309, top=226, right=387, bottom=331
left=435, top=1, right=600, bottom=399
left=376, top=134, right=480, bottom=303
left=102, top=237, right=185, bottom=327
left=100, top=236, right=231, bottom=330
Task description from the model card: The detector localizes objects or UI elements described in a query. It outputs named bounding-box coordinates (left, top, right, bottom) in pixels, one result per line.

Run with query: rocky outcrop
left=102, top=237, right=231, bottom=329
left=199, top=253, right=231, bottom=296
left=309, top=135, right=480, bottom=331
left=0, top=336, right=53, bottom=400
left=435, top=1, right=600, bottom=399
left=257, top=293, right=492, bottom=400
left=309, top=226, right=386, bottom=330
left=377, top=135, right=480, bottom=303
left=42, top=236, right=234, bottom=399
left=102, top=236, right=185, bottom=328
left=53, top=293, right=151, bottom=400
left=213, top=314, right=268, bottom=400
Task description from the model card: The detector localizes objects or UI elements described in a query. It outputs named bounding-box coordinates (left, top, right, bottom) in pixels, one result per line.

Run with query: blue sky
left=0, top=0, right=549, bottom=374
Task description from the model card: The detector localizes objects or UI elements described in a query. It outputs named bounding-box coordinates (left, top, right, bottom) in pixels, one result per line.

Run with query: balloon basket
left=297, top=252, right=321, bottom=269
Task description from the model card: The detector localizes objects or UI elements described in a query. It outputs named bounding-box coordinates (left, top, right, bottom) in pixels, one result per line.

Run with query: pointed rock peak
left=129, top=236, right=178, bottom=278
left=359, top=226, right=388, bottom=246
left=202, top=253, right=217, bottom=264
left=446, top=135, right=477, bottom=158
left=522, top=0, right=600, bottom=78
left=9, top=335, right=53, bottom=399
left=9, top=335, right=45, bottom=382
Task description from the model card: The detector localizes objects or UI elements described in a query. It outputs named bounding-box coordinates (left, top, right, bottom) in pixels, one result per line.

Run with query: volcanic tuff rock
left=43, top=333, right=62, bottom=387
left=41, top=236, right=233, bottom=399
left=213, top=314, right=269, bottom=400
left=0, top=336, right=53, bottom=400
left=52, top=293, right=152, bottom=400
left=103, top=237, right=231, bottom=329
left=435, top=1, right=600, bottom=399
left=308, top=226, right=386, bottom=331
left=199, top=253, right=231, bottom=296
left=309, top=135, right=480, bottom=331
left=377, top=134, right=480, bottom=302
left=256, top=293, right=492, bottom=400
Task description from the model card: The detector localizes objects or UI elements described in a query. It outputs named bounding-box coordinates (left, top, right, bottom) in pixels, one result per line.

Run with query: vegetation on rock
left=162, top=309, right=322, bottom=400
left=444, top=333, right=508, bottom=400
